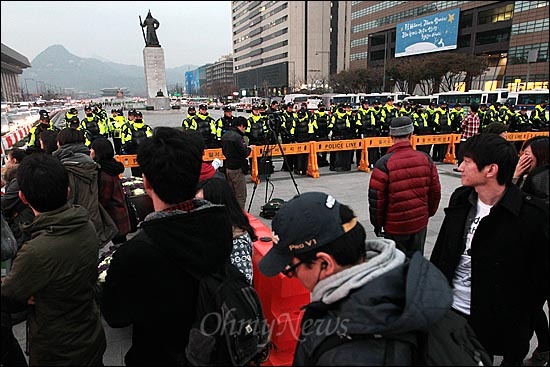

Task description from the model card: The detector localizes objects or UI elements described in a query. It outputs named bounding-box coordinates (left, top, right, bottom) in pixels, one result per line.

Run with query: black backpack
left=185, top=262, right=272, bottom=366
left=307, top=309, right=492, bottom=366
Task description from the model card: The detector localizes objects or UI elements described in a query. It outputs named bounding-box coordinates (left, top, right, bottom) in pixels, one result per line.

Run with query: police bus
left=506, top=89, right=549, bottom=113
left=433, top=89, right=509, bottom=107
left=403, top=95, right=437, bottom=106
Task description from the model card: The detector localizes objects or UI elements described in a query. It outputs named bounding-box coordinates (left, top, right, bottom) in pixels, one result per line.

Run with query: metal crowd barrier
left=114, top=131, right=549, bottom=183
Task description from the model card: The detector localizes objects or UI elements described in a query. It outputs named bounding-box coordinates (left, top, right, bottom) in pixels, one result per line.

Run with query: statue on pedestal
left=139, top=10, right=160, bottom=47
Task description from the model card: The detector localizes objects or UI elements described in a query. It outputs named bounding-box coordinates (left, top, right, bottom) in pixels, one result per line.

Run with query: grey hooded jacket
left=293, top=239, right=452, bottom=366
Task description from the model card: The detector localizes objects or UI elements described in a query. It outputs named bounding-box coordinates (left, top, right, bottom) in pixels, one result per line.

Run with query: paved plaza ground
left=11, top=159, right=546, bottom=365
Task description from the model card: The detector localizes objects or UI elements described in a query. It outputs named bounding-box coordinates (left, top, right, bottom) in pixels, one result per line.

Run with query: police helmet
left=439, top=100, right=447, bottom=105
left=454, top=103, right=462, bottom=108
left=252, top=104, right=260, bottom=110
left=374, top=99, right=381, bottom=105
left=67, top=115, right=80, bottom=127
left=85, top=105, right=93, bottom=111
left=223, top=105, right=232, bottom=112
left=360, top=99, right=369, bottom=105
left=128, top=108, right=137, bottom=116
left=198, top=104, right=208, bottom=110
left=188, top=106, right=196, bottom=112
left=286, top=102, right=294, bottom=108
left=395, top=102, right=402, bottom=107
left=134, top=111, right=143, bottom=119
left=343, top=102, right=352, bottom=108
left=39, top=110, right=50, bottom=120
left=271, top=100, right=279, bottom=106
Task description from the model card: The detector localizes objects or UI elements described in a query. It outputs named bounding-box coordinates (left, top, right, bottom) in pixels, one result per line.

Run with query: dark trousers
left=384, top=227, right=427, bottom=258
left=335, top=150, right=352, bottom=171
left=367, top=147, right=380, bottom=167
left=295, top=153, right=308, bottom=174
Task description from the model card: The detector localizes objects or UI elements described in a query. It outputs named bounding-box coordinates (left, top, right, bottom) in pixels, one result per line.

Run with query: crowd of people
left=179, top=98, right=549, bottom=176
left=0, top=99, right=548, bottom=366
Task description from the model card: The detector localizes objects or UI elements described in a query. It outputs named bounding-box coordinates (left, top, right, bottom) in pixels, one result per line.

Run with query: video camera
left=266, top=112, right=282, bottom=132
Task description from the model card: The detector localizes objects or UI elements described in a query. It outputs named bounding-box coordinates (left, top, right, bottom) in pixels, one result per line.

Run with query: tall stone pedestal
left=143, top=47, right=170, bottom=110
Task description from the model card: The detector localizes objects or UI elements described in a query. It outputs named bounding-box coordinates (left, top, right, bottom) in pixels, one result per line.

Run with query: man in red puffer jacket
left=368, top=116, right=441, bottom=257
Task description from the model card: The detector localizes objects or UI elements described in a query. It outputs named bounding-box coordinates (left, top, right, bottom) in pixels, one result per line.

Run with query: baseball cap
left=390, top=116, right=414, bottom=137
left=198, top=103, right=207, bottom=110
left=223, top=105, right=232, bottom=112
left=134, top=111, right=143, bottom=119
left=69, top=107, right=78, bottom=114
left=258, top=192, right=357, bottom=277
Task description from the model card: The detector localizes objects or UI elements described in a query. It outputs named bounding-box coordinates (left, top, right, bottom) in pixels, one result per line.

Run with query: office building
left=350, top=1, right=549, bottom=92
left=231, top=1, right=351, bottom=97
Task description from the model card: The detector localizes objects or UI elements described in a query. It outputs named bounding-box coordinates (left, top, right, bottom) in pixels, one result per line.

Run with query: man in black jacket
left=221, top=116, right=251, bottom=209
left=430, top=133, right=549, bottom=365
left=100, top=127, right=233, bottom=366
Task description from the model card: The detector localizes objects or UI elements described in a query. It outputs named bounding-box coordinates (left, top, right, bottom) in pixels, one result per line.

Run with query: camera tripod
left=247, top=123, right=300, bottom=214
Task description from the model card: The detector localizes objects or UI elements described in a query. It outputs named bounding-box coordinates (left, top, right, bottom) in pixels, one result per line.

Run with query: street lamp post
left=24, top=78, right=34, bottom=100
left=382, top=32, right=388, bottom=92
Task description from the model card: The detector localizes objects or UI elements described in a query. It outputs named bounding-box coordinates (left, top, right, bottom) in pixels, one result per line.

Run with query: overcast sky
left=1, top=1, right=233, bottom=68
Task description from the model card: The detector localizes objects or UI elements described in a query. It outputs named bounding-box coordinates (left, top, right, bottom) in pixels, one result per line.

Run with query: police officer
left=182, top=106, right=197, bottom=130
left=432, top=100, right=451, bottom=162
left=356, top=99, right=377, bottom=168
left=80, top=105, right=102, bottom=145
left=412, top=104, right=432, bottom=154
left=65, top=107, right=79, bottom=126
left=330, top=102, right=355, bottom=172
left=245, top=104, right=268, bottom=146
left=216, top=105, right=235, bottom=139
left=280, top=102, right=298, bottom=172
left=194, top=104, right=218, bottom=149
left=293, top=105, right=313, bottom=175
left=121, top=111, right=153, bottom=177
left=530, top=100, right=549, bottom=131
left=449, top=103, right=465, bottom=133
left=311, top=102, right=331, bottom=167
left=27, top=109, right=59, bottom=149
left=110, top=108, right=127, bottom=154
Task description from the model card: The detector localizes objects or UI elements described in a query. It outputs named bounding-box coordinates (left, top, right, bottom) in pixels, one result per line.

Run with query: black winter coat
left=430, top=185, right=549, bottom=357
left=100, top=201, right=233, bottom=366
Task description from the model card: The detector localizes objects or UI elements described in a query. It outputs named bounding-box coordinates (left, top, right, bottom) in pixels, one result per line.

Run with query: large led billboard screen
left=395, top=8, right=460, bottom=58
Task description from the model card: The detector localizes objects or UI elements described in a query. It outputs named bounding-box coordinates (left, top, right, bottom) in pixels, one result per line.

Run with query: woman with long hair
left=516, top=136, right=549, bottom=366
left=90, top=137, right=131, bottom=246
left=196, top=177, right=257, bottom=284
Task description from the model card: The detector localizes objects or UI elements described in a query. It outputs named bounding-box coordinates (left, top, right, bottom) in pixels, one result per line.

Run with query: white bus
left=434, top=89, right=509, bottom=107
left=292, top=94, right=323, bottom=110
left=361, top=92, right=410, bottom=105
left=403, top=95, right=437, bottom=106
left=506, top=89, right=549, bottom=113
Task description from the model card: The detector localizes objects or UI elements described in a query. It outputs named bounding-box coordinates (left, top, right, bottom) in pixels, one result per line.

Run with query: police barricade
left=310, top=138, right=365, bottom=177
left=114, top=131, right=548, bottom=178
left=506, top=132, right=530, bottom=143
left=249, top=142, right=311, bottom=183
left=360, top=137, right=393, bottom=173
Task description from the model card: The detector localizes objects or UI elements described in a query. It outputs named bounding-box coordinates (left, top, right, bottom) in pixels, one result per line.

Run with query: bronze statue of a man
left=140, top=10, right=160, bottom=47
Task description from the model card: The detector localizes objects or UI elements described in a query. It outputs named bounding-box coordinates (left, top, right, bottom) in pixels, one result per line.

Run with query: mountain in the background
left=22, top=45, right=197, bottom=97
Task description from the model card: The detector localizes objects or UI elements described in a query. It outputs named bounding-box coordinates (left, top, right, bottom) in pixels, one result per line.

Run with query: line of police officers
left=179, top=97, right=549, bottom=173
